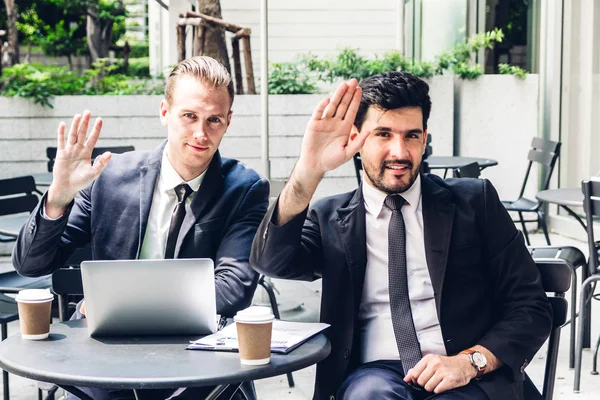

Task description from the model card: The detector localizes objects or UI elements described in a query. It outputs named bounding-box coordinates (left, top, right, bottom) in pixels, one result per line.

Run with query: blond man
left=13, top=56, right=269, bottom=400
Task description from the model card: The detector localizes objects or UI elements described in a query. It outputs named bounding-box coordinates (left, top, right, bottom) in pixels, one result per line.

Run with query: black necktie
left=164, top=184, right=193, bottom=259
left=384, top=194, right=423, bottom=372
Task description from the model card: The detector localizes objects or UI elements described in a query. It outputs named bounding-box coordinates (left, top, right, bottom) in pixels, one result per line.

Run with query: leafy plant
left=498, top=63, right=528, bottom=79
left=303, top=28, right=508, bottom=82
left=268, top=62, right=316, bottom=94
left=0, top=62, right=160, bottom=107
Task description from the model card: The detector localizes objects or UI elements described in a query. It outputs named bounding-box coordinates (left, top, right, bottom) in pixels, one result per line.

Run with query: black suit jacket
left=251, top=174, right=552, bottom=400
left=13, top=142, right=269, bottom=317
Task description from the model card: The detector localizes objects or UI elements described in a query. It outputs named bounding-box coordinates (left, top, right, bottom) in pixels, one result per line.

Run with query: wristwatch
left=460, top=349, right=487, bottom=378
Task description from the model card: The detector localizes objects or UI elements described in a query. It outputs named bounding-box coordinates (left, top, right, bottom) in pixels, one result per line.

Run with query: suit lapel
left=136, top=142, right=165, bottom=258
left=421, top=174, right=455, bottom=320
left=174, top=151, right=224, bottom=257
left=335, top=187, right=367, bottom=312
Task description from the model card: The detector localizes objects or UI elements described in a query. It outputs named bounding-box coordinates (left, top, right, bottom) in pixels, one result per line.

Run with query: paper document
left=188, top=320, right=329, bottom=354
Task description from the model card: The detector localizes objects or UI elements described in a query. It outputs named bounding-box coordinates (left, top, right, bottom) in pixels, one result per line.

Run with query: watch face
left=472, top=352, right=487, bottom=368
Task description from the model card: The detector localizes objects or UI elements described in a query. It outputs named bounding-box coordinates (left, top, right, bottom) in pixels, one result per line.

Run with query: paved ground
left=1, top=231, right=599, bottom=399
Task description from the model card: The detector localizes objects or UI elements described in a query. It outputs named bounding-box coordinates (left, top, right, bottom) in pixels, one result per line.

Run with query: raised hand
left=297, top=79, right=370, bottom=178
left=45, top=111, right=112, bottom=218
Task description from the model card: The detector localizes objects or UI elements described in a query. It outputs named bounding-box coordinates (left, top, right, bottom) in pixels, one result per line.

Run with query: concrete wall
left=0, top=76, right=453, bottom=200
left=455, top=74, right=540, bottom=201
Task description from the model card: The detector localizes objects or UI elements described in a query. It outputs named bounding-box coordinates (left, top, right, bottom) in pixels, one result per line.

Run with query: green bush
left=268, top=62, right=316, bottom=94
left=0, top=62, right=163, bottom=108
left=498, top=63, right=527, bottom=79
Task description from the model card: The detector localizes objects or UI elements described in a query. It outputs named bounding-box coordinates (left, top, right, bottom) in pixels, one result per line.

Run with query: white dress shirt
left=138, top=149, right=206, bottom=259
left=358, top=174, right=446, bottom=364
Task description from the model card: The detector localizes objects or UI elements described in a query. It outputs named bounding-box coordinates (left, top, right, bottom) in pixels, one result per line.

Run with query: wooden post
left=241, top=36, right=256, bottom=94
left=194, top=24, right=206, bottom=56
left=231, top=38, right=244, bottom=94
left=177, top=25, right=186, bottom=62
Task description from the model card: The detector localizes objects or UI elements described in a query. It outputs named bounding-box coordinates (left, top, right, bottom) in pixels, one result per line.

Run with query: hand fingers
left=80, top=300, right=86, bottom=315
left=91, top=152, right=112, bottom=179
left=322, top=82, right=349, bottom=119
left=345, top=129, right=371, bottom=159
left=311, top=97, right=331, bottom=121
left=85, top=117, right=103, bottom=150
left=77, top=111, right=92, bottom=146
left=57, top=122, right=66, bottom=151
left=416, top=365, right=436, bottom=388
left=432, top=378, right=454, bottom=394
left=333, top=79, right=358, bottom=119
left=68, top=114, right=81, bottom=146
left=423, top=372, right=444, bottom=393
left=343, top=86, right=363, bottom=122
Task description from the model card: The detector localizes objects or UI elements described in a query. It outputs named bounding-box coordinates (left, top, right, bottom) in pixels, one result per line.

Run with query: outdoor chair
left=46, top=145, right=135, bottom=172
left=528, top=245, right=586, bottom=369
left=0, top=175, right=39, bottom=243
left=452, top=162, right=481, bottom=178
left=501, top=137, right=561, bottom=246
left=574, top=177, right=600, bottom=392
left=523, top=258, right=571, bottom=400
left=353, top=134, right=433, bottom=185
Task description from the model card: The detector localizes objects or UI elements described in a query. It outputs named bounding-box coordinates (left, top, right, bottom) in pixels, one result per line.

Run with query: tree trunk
left=86, top=1, right=124, bottom=62
left=3, top=0, right=19, bottom=65
left=197, top=0, right=231, bottom=73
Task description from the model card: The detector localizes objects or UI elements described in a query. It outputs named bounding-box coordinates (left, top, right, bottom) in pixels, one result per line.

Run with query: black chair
left=501, top=137, right=561, bottom=246
left=522, top=258, right=571, bottom=400
left=46, top=146, right=135, bottom=172
left=453, top=162, right=480, bottom=178
left=528, top=246, right=586, bottom=369
left=574, top=178, right=600, bottom=392
left=0, top=175, right=39, bottom=243
left=353, top=134, right=433, bottom=185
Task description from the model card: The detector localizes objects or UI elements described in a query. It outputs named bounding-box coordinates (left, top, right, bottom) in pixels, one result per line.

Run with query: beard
left=363, top=159, right=420, bottom=194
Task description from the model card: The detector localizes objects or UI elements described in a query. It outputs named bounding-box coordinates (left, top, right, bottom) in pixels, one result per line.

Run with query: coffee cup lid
left=16, top=289, right=54, bottom=303
left=234, top=306, right=274, bottom=323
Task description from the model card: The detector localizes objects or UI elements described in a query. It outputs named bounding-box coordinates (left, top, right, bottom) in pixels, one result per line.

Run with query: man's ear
left=422, top=130, right=428, bottom=154
left=159, top=99, right=169, bottom=126
left=226, top=110, right=233, bottom=127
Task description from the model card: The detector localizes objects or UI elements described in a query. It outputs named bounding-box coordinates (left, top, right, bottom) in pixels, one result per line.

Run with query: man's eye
left=376, top=132, right=390, bottom=137
left=183, top=113, right=197, bottom=119
left=208, top=117, right=221, bottom=123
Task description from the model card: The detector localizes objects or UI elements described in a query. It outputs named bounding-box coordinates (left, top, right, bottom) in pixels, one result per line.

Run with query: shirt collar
left=159, top=149, right=206, bottom=193
left=362, top=174, right=422, bottom=217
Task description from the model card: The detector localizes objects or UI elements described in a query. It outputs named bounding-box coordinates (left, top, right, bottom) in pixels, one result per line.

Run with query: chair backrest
left=352, top=134, right=433, bottom=185
left=453, top=162, right=480, bottom=179
left=46, top=145, right=135, bottom=172
left=0, top=176, right=39, bottom=216
left=519, top=137, right=561, bottom=198
left=51, top=268, right=84, bottom=322
left=582, top=178, right=600, bottom=275
left=531, top=258, right=571, bottom=400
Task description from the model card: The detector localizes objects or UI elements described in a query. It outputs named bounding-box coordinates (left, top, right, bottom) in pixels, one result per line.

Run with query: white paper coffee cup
left=16, top=289, right=54, bottom=340
left=234, top=306, right=275, bottom=365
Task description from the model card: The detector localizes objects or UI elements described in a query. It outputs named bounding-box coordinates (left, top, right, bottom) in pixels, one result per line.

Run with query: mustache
left=381, top=159, right=413, bottom=172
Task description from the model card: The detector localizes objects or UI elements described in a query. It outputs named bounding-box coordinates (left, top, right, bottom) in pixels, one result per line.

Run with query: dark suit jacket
left=251, top=174, right=552, bottom=400
left=13, top=141, right=269, bottom=317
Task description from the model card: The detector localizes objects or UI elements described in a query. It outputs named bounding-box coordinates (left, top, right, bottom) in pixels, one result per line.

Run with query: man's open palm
left=300, top=79, right=370, bottom=176
left=47, top=111, right=111, bottom=212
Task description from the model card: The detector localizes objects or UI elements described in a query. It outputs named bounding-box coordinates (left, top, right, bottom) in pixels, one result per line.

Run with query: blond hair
left=165, top=56, right=234, bottom=105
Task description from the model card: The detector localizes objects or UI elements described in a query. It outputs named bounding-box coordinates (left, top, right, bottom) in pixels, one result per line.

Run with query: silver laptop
left=80, top=258, right=217, bottom=337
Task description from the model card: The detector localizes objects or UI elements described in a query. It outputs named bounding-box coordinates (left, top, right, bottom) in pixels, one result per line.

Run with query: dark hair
left=354, top=71, right=431, bottom=130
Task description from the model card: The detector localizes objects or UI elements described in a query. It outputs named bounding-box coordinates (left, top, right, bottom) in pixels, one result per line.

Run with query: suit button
left=344, top=349, right=350, bottom=360
left=329, top=395, right=335, bottom=400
